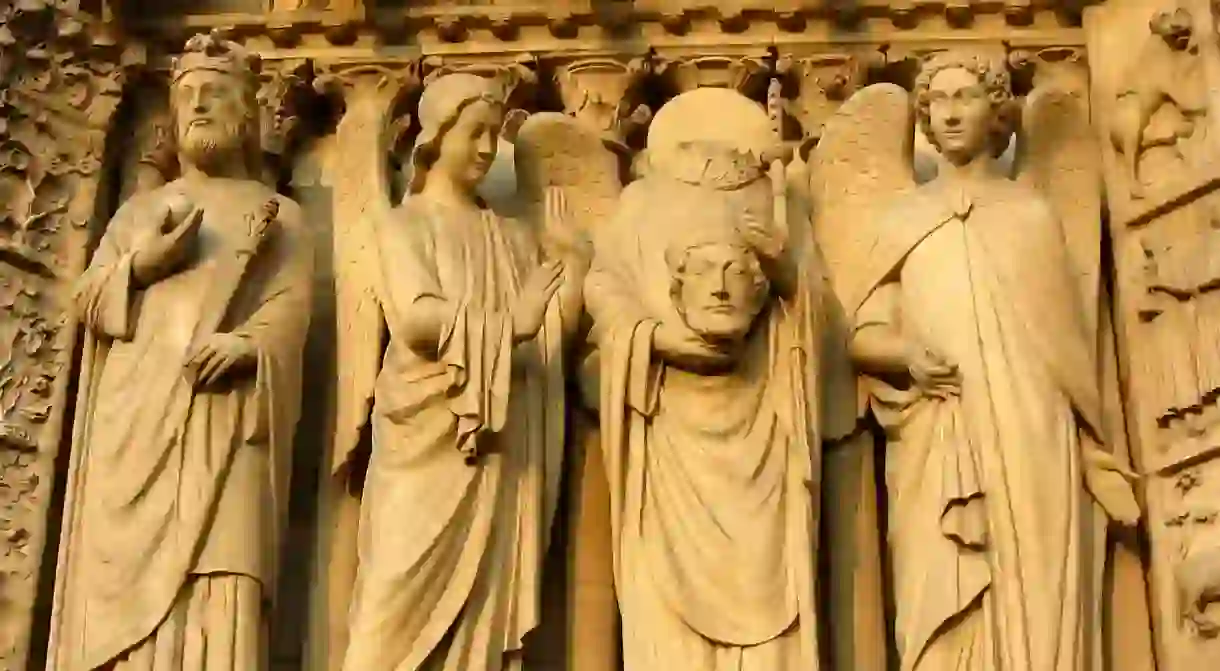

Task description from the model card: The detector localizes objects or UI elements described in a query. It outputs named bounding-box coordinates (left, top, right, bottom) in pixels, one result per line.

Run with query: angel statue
left=48, top=32, right=314, bottom=670
left=585, top=86, right=853, bottom=670
left=810, top=51, right=1142, bottom=671
left=333, top=71, right=585, bottom=671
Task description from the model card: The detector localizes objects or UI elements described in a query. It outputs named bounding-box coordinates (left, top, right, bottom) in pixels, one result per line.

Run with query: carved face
left=433, top=99, right=502, bottom=191
left=671, top=243, right=768, bottom=344
left=1151, top=8, right=1193, bottom=50
left=173, top=69, right=247, bottom=168
left=925, top=66, right=994, bottom=165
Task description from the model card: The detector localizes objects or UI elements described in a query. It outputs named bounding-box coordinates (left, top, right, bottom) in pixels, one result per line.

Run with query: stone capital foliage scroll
left=0, top=1, right=136, bottom=668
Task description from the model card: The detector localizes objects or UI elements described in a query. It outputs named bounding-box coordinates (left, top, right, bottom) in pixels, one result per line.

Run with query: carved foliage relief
left=0, top=1, right=128, bottom=666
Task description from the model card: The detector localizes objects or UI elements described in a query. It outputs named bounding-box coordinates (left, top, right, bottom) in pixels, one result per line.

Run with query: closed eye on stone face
left=956, top=86, right=985, bottom=101
left=683, top=259, right=718, bottom=276
left=725, top=261, right=751, bottom=276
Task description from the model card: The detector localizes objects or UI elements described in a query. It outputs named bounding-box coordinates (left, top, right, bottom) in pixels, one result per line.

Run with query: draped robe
left=854, top=178, right=1119, bottom=671
left=341, top=199, right=567, bottom=671
left=50, top=178, right=314, bottom=671
left=584, top=178, right=825, bottom=671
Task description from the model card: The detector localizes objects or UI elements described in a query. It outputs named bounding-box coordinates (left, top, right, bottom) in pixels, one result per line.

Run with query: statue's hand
left=133, top=198, right=203, bottom=287
left=907, top=343, right=961, bottom=399
left=512, top=261, right=564, bottom=342
left=185, top=333, right=257, bottom=389
left=1082, top=447, right=1141, bottom=527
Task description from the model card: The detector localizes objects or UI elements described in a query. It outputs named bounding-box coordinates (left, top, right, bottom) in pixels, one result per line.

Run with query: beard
left=178, top=120, right=246, bottom=174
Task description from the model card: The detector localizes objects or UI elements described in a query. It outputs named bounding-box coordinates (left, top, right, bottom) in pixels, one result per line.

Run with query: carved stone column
left=782, top=50, right=888, bottom=671
left=258, top=58, right=315, bottom=189
left=0, top=2, right=135, bottom=669
left=783, top=54, right=872, bottom=146
left=305, top=60, right=421, bottom=671
left=1086, top=2, right=1220, bottom=668
left=538, top=55, right=653, bottom=671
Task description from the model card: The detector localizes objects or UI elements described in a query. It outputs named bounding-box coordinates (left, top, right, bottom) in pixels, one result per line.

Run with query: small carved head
left=169, top=31, right=263, bottom=175
left=1151, top=7, right=1194, bottom=50
left=915, top=52, right=1016, bottom=166
left=409, top=73, right=508, bottom=196
left=666, top=229, right=770, bottom=345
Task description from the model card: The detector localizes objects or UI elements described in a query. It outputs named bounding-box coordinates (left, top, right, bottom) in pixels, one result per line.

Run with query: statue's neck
left=180, top=153, right=251, bottom=182
left=937, top=153, right=999, bottom=186
left=419, top=173, right=482, bottom=213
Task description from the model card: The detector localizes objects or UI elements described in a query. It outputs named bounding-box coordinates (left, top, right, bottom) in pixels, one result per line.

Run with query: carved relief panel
left=1087, top=0, right=1220, bottom=667
left=0, top=2, right=131, bottom=669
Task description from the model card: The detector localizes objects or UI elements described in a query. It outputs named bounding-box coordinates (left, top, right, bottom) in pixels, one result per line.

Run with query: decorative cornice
left=105, top=4, right=1092, bottom=58
left=783, top=52, right=878, bottom=141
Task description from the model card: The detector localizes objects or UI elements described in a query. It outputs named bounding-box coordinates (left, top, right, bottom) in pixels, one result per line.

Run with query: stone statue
left=1113, top=5, right=1210, bottom=202
left=584, top=87, right=848, bottom=669
left=812, top=52, right=1140, bottom=670
left=48, top=32, right=315, bottom=670
left=332, top=72, right=584, bottom=670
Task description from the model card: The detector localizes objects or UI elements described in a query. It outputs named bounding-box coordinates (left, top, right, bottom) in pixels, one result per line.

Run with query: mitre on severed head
left=635, top=87, right=788, bottom=262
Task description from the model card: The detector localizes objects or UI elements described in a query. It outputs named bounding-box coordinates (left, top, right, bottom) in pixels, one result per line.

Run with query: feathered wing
left=808, top=83, right=918, bottom=317
left=1016, top=88, right=1104, bottom=335
left=805, top=82, right=916, bottom=671
left=314, top=72, right=407, bottom=670
left=511, top=112, right=621, bottom=260
left=328, top=91, right=398, bottom=480
left=1016, top=84, right=1153, bottom=664
left=509, top=111, right=622, bottom=537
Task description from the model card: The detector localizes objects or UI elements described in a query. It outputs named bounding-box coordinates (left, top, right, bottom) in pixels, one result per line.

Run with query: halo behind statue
left=647, top=87, right=773, bottom=157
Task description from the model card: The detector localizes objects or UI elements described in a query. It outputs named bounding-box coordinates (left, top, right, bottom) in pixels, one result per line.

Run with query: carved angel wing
left=511, top=111, right=623, bottom=260
left=321, top=75, right=407, bottom=479
left=808, top=83, right=917, bottom=315
left=1015, top=88, right=1104, bottom=333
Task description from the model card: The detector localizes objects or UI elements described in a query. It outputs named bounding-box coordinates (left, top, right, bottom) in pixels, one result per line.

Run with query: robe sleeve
left=224, top=199, right=315, bottom=599
left=227, top=200, right=316, bottom=445
left=815, top=278, right=862, bottom=442
left=584, top=197, right=662, bottom=417
left=379, top=205, right=515, bottom=457
left=74, top=195, right=158, bottom=341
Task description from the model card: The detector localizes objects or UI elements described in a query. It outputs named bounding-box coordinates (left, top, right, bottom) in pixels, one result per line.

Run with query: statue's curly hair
left=914, top=51, right=1017, bottom=156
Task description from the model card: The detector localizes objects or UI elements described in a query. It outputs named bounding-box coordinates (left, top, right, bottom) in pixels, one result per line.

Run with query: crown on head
left=171, top=31, right=262, bottom=88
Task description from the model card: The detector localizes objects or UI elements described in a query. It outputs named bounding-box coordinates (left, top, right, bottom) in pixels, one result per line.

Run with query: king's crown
left=171, top=31, right=261, bottom=87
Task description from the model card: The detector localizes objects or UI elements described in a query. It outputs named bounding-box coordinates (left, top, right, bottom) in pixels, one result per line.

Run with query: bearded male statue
left=48, top=32, right=315, bottom=671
